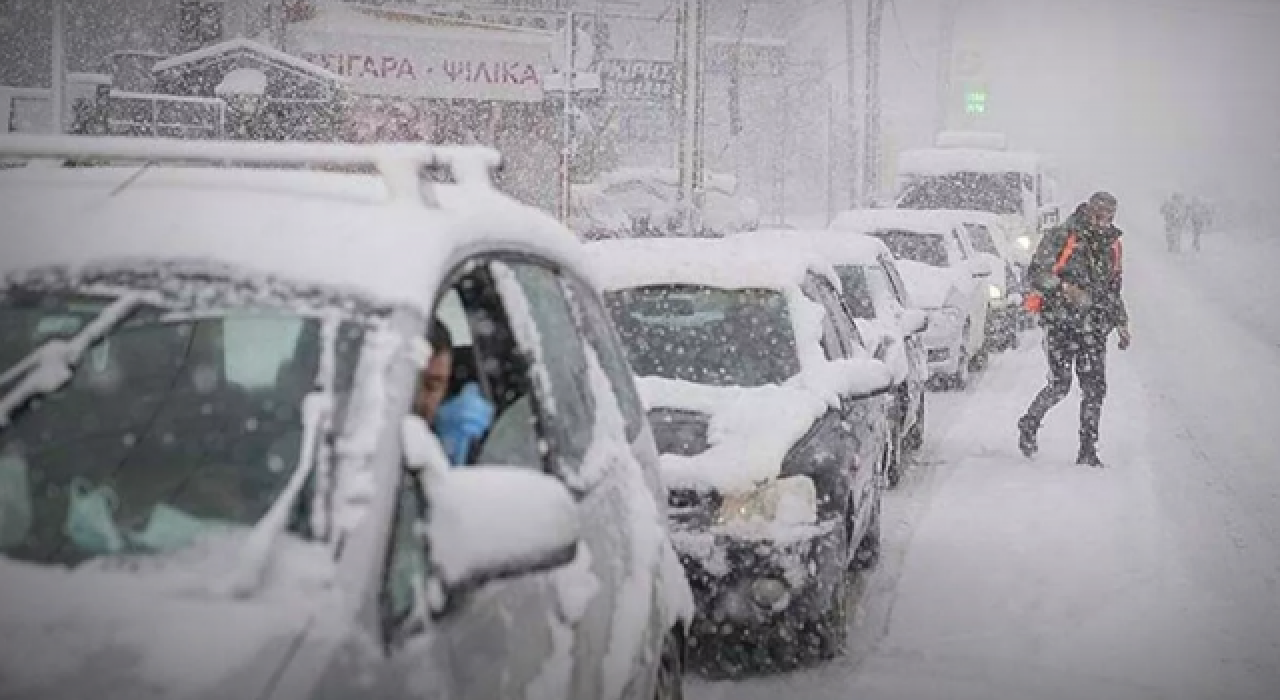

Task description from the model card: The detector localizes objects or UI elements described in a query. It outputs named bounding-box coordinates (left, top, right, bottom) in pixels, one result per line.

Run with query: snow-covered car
left=748, top=230, right=930, bottom=487
left=0, top=137, right=693, bottom=700
left=586, top=236, right=895, bottom=673
left=568, top=183, right=633, bottom=241
left=926, top=209, right=1026, bottom=352
left=830, top=209, right=992, bottom=389
left=597, top=167, right=761, bottom=237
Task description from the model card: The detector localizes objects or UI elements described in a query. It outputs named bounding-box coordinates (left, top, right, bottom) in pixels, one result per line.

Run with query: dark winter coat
left=1028, top=209, right=1129, bottom=333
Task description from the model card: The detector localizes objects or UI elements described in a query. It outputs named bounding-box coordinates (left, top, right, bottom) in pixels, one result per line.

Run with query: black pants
left=1023, top=324, right=1109, bottom=450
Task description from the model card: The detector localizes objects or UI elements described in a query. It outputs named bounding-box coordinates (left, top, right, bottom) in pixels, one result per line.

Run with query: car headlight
left=988, top=283, right=1004, bottom=300
left=715, top=475, right=817, bottom=527
left=1016, top=235, right=1032, bottom=250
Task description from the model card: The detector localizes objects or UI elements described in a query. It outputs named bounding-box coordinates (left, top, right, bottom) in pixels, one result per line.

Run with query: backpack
left=1023, top=232, right=1122, bottom=313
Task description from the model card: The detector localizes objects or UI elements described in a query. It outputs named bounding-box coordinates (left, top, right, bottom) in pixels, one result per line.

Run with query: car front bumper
left=670, top=518, right=845, bottom=650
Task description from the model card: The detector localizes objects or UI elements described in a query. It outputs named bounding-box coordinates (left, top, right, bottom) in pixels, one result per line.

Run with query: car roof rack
left=0, top=135, right=502, bottom=207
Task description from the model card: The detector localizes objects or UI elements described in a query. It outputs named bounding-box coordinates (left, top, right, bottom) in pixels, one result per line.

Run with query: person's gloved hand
left=434, top=382, right=495, bottom=466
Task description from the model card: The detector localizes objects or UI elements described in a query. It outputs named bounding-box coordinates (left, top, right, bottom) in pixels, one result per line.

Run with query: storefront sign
left=602, top=59, right=675, bottom=102
left=290, top=29, right=553, bottom=102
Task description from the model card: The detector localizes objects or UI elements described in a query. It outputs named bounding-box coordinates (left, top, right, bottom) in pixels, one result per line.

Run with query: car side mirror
left=899, top=308, right=929, bottom=336
left=424, top=466, right=581, bottom=614
left=402, top=415, right=450, bottom=478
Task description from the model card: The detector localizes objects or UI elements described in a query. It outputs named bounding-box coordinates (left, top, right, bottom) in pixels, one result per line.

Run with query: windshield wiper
left=0, top=295, right=140, bottom=428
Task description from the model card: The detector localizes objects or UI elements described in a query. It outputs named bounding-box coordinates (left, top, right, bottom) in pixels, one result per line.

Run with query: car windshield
left=604, top=285, right=801, bottom=387
left=963, top=223, right=1001, bottom=255
left=870, top=230, right=951, bottom=268
left=897, top=172, right=1023, bottom=215
left=0, top=290, right=364, bottom=567
left=835, top=265, right=878, bottom=320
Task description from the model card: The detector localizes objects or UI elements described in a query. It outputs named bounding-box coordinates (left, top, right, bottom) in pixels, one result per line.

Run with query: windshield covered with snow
left=869, top=230, right=951, bottom=268
left=604, top=285, right=800, bottom=387
left=0, top=290, right=364, bottom=567
left=897, top=172, right=1023, bottom=215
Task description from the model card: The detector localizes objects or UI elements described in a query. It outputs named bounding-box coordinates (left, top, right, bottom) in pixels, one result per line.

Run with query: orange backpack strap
left=1023, top=232, right=1079, bottom=313
left=1052, top=232, right=1079, bottom=276
left=1112, top=239, right=1123, bottom=275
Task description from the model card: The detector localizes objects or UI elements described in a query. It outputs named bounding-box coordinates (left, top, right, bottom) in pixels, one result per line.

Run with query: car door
left=876, top=254, right=930, bottom=393
left=947, top=226, right=988, bottom=351
left=494, top=258, right=662, bottom=700
left=802, top=274, right=888, bottom=543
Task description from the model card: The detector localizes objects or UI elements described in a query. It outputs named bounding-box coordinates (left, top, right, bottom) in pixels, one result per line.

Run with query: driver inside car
left=414, top=320, right=495, bottom=467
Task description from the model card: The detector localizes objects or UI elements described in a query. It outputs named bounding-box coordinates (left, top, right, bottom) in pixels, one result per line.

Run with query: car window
left=380, top=472, right=429, bottom=649
left=834, top=265, right=878, bottom=320
left=429, top=270, right=545, bottom=470
left=949, top=229, right=971, bottom=260
left=864, top=264, right=903, bottom=318
left=878, top=254, right=915, bottom=308
left=564, top=274, right=647, bottom=443
left=804, top=273, right=864, bottom=358
left=494, top=262, right=595, bottom=472
left=963, top=223, right=1000, bottom=256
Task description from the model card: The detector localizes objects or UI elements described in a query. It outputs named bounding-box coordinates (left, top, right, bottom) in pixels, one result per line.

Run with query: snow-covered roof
left=288, top=1, right=556, bottom=44
left=585, top=236, right=834, bottom=292
left=829, top=208, right=961, bottom=237
left=897, top=147, right=1042, bottom=177
left=748, top=229, right=894, bottom=266
left=0, top=138, right=582, bottom=316
left=152, top=38, right=343, bottom=83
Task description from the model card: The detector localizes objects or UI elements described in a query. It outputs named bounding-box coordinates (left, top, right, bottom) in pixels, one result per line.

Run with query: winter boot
left=1017, top=415, right=1039, bottom=458
left=1076, top=445, right=1105, bottom=468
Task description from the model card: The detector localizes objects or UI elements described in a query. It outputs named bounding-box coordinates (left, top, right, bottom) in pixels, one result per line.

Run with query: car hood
left=636, top=377, right=828, bottom=493
left=635, top=360, right=891, bottom=494
left=0, top=545, right=339, bottom=700
left=896, top=259, right=968, bottom=309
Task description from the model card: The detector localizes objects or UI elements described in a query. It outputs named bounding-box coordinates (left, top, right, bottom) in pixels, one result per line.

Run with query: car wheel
left=885, top=421, right=904, bottom=489
left=949, top=344, right=970, bottom=390
left=805, top=566, right=851, bottom=661
left=902, top=398, right=925, bottom=453
left=855, top=493, right=882, bottom=571
left=653, top=629, right=684, bottom=700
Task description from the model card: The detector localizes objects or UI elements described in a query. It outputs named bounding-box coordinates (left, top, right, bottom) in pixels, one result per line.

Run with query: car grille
left=667, top=488, right=721, bottom=529
left=648, top=407, right=711, bottom=457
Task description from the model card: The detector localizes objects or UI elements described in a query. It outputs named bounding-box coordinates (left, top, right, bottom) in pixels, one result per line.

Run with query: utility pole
left=863, top=0, right=884, bottom=205
left=50, top=0, right=66, bottom=134
left=844, top=0, right=860, bottom=209
left=676, top=0, right=706, bottom=235
left=559, top=10, right=575, bottom=223
left=935, top=0, right=959, bottom=136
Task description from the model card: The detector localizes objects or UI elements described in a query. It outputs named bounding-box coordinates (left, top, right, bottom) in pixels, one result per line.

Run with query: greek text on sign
left=707, top=38, right=786, bottom=77
left=290, top=29, right=551, bottom=102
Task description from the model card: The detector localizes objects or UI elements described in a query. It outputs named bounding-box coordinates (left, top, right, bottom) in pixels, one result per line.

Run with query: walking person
left=1161, top=193, right=1186, bottom=253
left=1017, top=192, right=1132, bottom=467
left=1189, top=196, right=1210, bottom=252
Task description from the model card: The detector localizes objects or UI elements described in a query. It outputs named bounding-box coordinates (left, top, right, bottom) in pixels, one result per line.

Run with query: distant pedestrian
left=1161, top=193, right=1187, bottom=253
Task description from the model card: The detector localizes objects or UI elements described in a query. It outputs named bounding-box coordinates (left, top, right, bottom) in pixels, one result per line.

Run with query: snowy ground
left=689, top=224, right=1280, bottom=699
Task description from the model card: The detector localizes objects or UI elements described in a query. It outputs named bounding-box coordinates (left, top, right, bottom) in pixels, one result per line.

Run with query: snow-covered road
left=690, top=228, right=1280, bottom=700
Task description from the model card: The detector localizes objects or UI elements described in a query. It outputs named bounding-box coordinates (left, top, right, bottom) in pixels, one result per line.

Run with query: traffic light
left=965, top=88, right=987, bottom=115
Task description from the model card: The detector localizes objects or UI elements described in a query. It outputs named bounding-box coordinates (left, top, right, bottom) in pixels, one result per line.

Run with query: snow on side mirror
left=401, top=415, right=450, bottom=477
left=971, top=258, right=994, bottom=278
left=900, top=308, right=929, bottom=336
left=426, top=467, right=581, bottom=609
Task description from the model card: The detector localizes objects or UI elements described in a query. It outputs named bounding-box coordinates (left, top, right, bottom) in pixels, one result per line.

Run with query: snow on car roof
left=0, top=161, right=582, bottom=315
left=748, top=229, right=894, bottom=266
left=584, top=236, right=837, bottom=292
left=897, top=147, right=1042, bottom=177
left=829, top=208, right=961, bottom=237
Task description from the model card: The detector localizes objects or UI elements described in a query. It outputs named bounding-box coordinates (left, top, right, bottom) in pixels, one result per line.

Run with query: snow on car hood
left=636, top=359, right=893, bottom=493
left=896, top=259, right=967, bottom=309
left=0, top=540, right=340, bottom=700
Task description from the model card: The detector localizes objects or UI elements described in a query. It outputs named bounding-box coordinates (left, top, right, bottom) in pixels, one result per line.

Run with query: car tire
left=902, top=398, right=925, bottom=454
left=949, top=345, right=970, bottom=390
left=806, top=568, right=851, bottom=661
left=653, top=629, right=685, bottom=700
left=855, top=493, right=882, bottom=571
